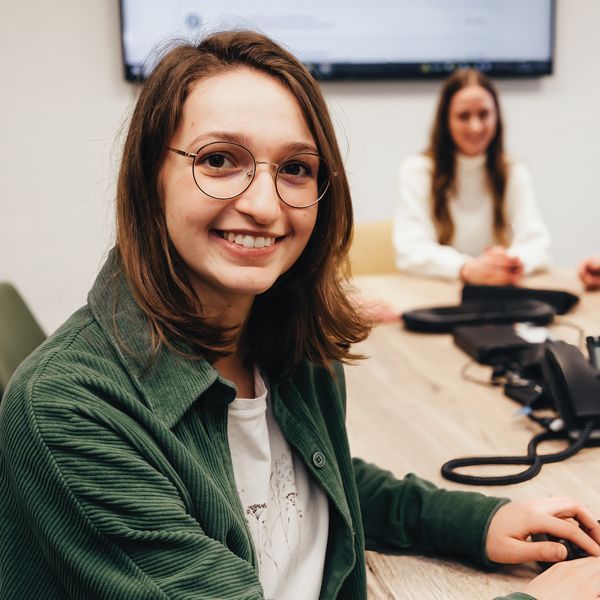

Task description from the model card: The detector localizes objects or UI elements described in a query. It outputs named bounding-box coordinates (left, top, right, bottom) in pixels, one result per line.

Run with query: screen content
left=120, top=0, right=554, bottom=80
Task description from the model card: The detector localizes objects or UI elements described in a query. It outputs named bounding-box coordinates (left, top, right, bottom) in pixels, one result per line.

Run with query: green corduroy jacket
left=0, top=250, right=534, bottom=599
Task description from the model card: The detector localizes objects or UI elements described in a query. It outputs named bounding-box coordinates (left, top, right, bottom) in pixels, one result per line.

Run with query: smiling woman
left=115, top=38, right=361, bottom=378
left=2, top=31, right=600, bottom=600
left=160, top=68, right=320, bottom=325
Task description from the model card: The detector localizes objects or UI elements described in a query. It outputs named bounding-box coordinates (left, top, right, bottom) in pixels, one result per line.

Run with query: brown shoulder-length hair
left=428, top=68, right=509, bottom=246
left=115, top=30, right=370, bottom=375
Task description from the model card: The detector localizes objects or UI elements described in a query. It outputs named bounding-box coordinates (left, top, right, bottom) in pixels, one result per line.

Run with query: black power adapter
left=453, top=323, right=533, bottom=365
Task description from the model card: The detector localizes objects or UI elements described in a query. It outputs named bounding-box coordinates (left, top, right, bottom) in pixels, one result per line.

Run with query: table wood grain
left=346, top=271, right=599, bottom=599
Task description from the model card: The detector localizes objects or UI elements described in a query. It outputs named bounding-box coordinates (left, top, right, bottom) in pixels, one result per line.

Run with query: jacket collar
left=88, top=248, right=230, bottom=428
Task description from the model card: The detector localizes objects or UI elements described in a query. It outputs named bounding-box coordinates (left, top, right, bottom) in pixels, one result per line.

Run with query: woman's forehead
left=450, top=85, right=495, bottom=110
left=174, top=68, right=316, bottom=153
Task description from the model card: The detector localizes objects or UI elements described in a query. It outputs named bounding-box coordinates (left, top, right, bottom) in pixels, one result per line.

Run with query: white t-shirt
left=227, top=370, right=329, bottom=600
left=393, top=153, right=551, bottom=279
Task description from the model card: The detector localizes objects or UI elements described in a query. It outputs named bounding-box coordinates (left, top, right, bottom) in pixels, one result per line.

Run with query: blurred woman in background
left=394, top=68, right=550, bottom=285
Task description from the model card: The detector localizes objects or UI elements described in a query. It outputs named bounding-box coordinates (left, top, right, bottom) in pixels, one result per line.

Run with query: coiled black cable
left=441, top=421, right=595, bottom=486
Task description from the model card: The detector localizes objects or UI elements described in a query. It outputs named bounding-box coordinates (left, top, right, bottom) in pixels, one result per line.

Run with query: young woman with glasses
left=2, top=31, right=600, bottom=600
left=394, top=68, right=551, bottom=285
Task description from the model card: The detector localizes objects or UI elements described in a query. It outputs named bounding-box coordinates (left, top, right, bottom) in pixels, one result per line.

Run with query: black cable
left=441, top=421, right=595, bottom=486
left=461, top=357, right=535, bottom=389
left=552, top=317, right=586, bottom=350
left=460, top=359, right=501, bottom=387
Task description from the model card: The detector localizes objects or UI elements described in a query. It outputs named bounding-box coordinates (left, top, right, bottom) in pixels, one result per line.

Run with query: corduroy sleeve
left=1, top=374, right=263, bottom=600
left=352, top=458, right=509, bottom=567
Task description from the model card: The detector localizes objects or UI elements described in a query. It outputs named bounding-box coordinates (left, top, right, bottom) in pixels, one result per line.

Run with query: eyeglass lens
left=192, top=142, right=330, bottom=207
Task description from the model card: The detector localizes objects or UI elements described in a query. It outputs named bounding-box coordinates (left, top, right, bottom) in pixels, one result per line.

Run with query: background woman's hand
left=460, top=246, right=523, bottom=285
left=350, top=293, right=401, bottom=324
left=486, top=497, right=600, bottom=565
left=578, top=257, right=600, bottom=291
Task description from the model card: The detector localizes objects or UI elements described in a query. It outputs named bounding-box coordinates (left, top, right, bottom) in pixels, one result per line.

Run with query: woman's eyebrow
left=186, top=131, right=318, bottom=155
left=187, top=131, right=252, bottom=149
left=283, top=141, right=319, bottom=155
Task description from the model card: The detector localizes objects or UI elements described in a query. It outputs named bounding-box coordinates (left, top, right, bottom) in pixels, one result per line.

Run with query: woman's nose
left=468, top=117, right=484, bottom=132
left=233, top=165, right=282, bottom=224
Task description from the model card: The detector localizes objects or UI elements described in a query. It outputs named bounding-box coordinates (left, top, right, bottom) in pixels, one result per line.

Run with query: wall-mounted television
left=119, top=0, right=555, bottom=82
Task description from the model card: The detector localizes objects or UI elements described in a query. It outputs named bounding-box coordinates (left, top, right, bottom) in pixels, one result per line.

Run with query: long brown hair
left=428, top=68, right=508, bottom=246
left=115, top=30, right=370, bottom=375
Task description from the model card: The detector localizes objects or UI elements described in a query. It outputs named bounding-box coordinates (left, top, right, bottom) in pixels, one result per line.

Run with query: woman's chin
left=220, top=275, right=279, bottom=300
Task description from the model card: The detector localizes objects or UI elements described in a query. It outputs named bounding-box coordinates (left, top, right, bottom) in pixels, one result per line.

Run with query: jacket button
left=312, top=451, right=326, bottom=468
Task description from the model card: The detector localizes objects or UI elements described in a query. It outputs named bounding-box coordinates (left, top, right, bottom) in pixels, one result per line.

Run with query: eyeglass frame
left=166, top=141, right=333, bottom=208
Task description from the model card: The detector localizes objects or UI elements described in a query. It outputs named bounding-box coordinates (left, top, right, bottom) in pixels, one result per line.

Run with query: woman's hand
left=578, top=257, right=600, bottom=291
left=350, top=293, right=400, bottom=324
left=522, top=557, right=600, bottom=600
left=486, top=497, right=600, bottom=565
left=487, top=498, right=600, bottom=599
left=460, top=246, right=523, bottom=285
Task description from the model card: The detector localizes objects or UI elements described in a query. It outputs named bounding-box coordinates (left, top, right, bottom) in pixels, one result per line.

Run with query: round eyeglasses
left=167, top=141, right=332, bottom=208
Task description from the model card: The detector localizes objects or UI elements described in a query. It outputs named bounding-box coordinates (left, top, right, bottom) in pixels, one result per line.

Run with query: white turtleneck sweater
left=393, top=153, right=551, bottom=279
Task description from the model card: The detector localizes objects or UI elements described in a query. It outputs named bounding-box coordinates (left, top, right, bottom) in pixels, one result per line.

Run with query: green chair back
left=0, top=282, right=46, bottom=396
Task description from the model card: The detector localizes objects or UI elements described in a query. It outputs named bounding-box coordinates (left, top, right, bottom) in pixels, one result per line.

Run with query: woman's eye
left=201, top=153, right=231, bottom=169
left=280, top=162, right=311, bottom=178
left=208, top=154, right=225, bottom=168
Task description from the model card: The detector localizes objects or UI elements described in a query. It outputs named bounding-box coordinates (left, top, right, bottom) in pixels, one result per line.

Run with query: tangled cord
left=441, top=421, right=595, bottom=485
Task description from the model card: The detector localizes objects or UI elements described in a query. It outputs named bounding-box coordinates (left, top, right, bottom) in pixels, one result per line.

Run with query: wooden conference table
left=344, top=269, right=600, bottom=599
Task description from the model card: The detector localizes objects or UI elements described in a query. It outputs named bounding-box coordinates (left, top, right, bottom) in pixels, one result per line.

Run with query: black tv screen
left=119, top=0, right=555, bottom=81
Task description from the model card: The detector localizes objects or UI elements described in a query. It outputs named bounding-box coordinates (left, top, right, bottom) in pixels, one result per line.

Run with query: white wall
left=1, top=0, right=598, bottom=333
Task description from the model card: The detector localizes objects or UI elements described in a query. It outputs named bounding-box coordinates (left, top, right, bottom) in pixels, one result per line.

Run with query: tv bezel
left=118, top=0, right=556, bottom=82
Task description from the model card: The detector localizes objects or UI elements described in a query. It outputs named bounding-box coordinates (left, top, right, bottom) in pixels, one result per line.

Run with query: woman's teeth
left=221, top=231, right=275, bottom=249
